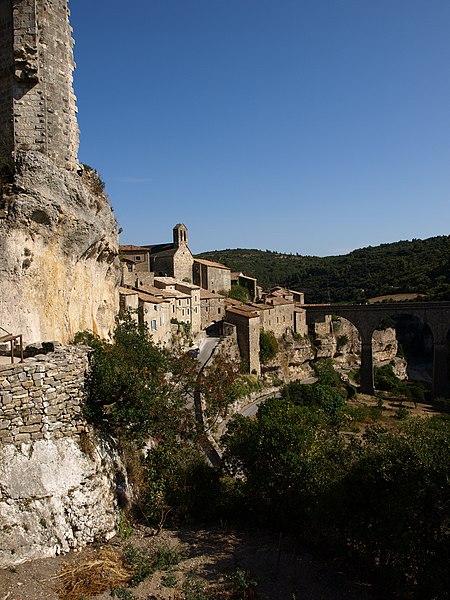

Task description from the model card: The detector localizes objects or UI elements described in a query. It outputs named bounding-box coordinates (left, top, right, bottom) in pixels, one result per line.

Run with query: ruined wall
left=0, top=0, right=79, bottom=170
left=0, top=346, right=119, bottom=567
left=225, top=310, right=260, bottom=375
left=0, top=1, right=13, bottom=155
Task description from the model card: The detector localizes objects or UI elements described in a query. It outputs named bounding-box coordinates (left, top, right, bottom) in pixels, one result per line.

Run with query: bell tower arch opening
left=173, top=223, right=188, bottom=247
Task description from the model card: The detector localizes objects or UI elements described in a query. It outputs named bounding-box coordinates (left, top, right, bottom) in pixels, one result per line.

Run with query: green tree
left=77, top=315, right=197, bottom=445
left=259, top=330, right=279, bottom=363
left=222, top=398, right=344, bottom=528
left=227, top=284, right=250, bottom=303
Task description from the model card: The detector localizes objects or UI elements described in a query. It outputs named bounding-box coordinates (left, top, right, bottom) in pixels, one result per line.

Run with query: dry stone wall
left=0, top=346, right=120, bottom=567
left=0, top=345, right=88, bottom=445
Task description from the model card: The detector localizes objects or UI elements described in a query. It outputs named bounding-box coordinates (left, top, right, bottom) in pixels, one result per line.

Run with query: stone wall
left=0, top=0, right=79, bottom=170
left=225, top=309, right=260, bottom=375
left=0, top=1, right=13, bottom=154
left=0, top=346, right=119, bottom=567
left=173, top=245, right=194, bottom=282
left=0, top=345, right=88, bottom=445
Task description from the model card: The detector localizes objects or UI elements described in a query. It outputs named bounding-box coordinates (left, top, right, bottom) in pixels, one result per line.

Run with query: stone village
left=0, top=0, right=448, bottom=572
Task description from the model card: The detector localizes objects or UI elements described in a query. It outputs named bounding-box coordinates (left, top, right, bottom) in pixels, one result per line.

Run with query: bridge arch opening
left=371, top=312, right=433, bottom=389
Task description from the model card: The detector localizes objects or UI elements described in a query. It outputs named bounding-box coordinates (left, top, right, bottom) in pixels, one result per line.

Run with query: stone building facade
left=255, top=300, right=294, bottom=338
left=138, top=291, right=171, bottom=346
left=0, top=0, right=79, bottom=171
left=154, top=277, right=201, bottom=335
left=200, top=289, right=226, bottom=329
left=193, top=258, right=231, bottom=293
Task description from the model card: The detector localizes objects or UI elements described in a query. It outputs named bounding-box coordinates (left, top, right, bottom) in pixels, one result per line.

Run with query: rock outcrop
left=0, top=435, right=118, bottom=567
left=0, top=346, right=121, bottom=567
left=0, top=152, right=119, bottom=344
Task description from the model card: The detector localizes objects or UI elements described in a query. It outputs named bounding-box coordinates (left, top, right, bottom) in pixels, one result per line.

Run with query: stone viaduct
left=305, top=302, right=450, bottom=398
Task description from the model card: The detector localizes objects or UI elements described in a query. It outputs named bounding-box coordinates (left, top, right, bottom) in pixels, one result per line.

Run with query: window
left=151, top=319, right=157, bottom=331
left=154, top=305, right=158, bottom=311
left=135, top=256, right=141, bottom=261
left=160, top=316, right=165, bottom=325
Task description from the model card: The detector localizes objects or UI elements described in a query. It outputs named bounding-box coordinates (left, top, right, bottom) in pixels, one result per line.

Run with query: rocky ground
left=0, top=525, right=383, bottom=600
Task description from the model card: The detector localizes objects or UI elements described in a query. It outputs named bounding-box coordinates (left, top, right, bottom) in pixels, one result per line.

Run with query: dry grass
left=54, top=546, right=133, bottom=600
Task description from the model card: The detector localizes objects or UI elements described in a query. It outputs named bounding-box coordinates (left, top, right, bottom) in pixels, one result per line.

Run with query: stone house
left=154, top=277, right=201, bottom=335
left=193, top=258, right=231, bottom=293
left=262, top=286, right=305, bottom=304
left=119, top=245, right=151, bottom=272
left=254, top=299, right=294, bottom=338
left=200, top=289, right=226, bottom=329
left=137, top=292, right=171, bottom=346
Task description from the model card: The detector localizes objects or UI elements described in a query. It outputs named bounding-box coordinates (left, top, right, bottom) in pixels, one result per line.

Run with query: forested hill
left=196, top=235, right=450, bottom=304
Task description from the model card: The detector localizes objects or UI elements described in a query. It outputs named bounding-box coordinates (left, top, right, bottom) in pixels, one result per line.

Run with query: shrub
left=259, top=330, right=279, bottom=363
left=227, top=285, right=250, bottom=303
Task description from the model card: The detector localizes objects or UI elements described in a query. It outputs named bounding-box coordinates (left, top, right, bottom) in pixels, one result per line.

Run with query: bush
left=374, top=364, right=405, bottom=394
left=281, top=381, right=346, bottom=422
left=259, top=330, right=279, bottom=363
left=312, top=358, right=342, bottom=387
left=222, top=398, right=345, bottom=529
left=227, top=285, right=250, bottom=303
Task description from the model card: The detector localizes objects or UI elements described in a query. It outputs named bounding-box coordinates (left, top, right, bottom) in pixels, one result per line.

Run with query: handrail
left=0, top=332, right=24, bottom=364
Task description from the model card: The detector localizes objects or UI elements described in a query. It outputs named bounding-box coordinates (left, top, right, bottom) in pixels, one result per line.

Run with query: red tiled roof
left=194, top=258, right=230, bottom=270
left=120, top=245, right=149, bottom=252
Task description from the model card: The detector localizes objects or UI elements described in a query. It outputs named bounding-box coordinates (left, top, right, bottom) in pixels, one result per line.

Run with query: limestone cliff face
left=0, top=435, right=118, bottom=567
left=261, top=322, right=406, bottom=384
left=0, top=152, right=119, bottom=343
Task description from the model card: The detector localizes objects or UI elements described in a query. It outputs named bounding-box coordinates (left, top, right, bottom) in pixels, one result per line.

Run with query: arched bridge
left=305, top=302, right=450, bottom=398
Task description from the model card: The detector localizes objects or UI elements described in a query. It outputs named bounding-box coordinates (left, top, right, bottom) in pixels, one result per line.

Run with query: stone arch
left=371, top=312, right=433, bottom=387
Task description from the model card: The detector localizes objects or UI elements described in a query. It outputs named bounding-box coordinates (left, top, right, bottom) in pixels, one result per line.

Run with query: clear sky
left=70, top=1, right=450, bottom=256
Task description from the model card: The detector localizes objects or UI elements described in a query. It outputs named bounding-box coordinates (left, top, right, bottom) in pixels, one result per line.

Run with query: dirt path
left=0, top=526, right=382, bottom=600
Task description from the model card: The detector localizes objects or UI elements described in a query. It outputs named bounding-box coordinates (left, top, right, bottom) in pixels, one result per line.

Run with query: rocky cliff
left=0, top=152, right=119, bottom=343
left=261, top=320, right=406, bottom=384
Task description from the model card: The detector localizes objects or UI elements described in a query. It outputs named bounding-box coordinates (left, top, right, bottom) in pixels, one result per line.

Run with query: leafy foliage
left=76, top=316, right=197, bottom=445
left=196, top=235, right=450, bottom=302
left=259, top=330, right=278, bottom=363
left=222, top=398, right=345, bottom=528
left=227, top=284, right=250, bottom=303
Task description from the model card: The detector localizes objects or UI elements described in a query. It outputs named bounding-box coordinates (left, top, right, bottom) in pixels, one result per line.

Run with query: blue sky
left=70, top=1, right=450, bottom=256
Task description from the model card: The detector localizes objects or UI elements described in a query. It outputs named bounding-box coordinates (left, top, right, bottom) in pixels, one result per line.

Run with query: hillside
left=197, top=235, right=450, bottom=303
